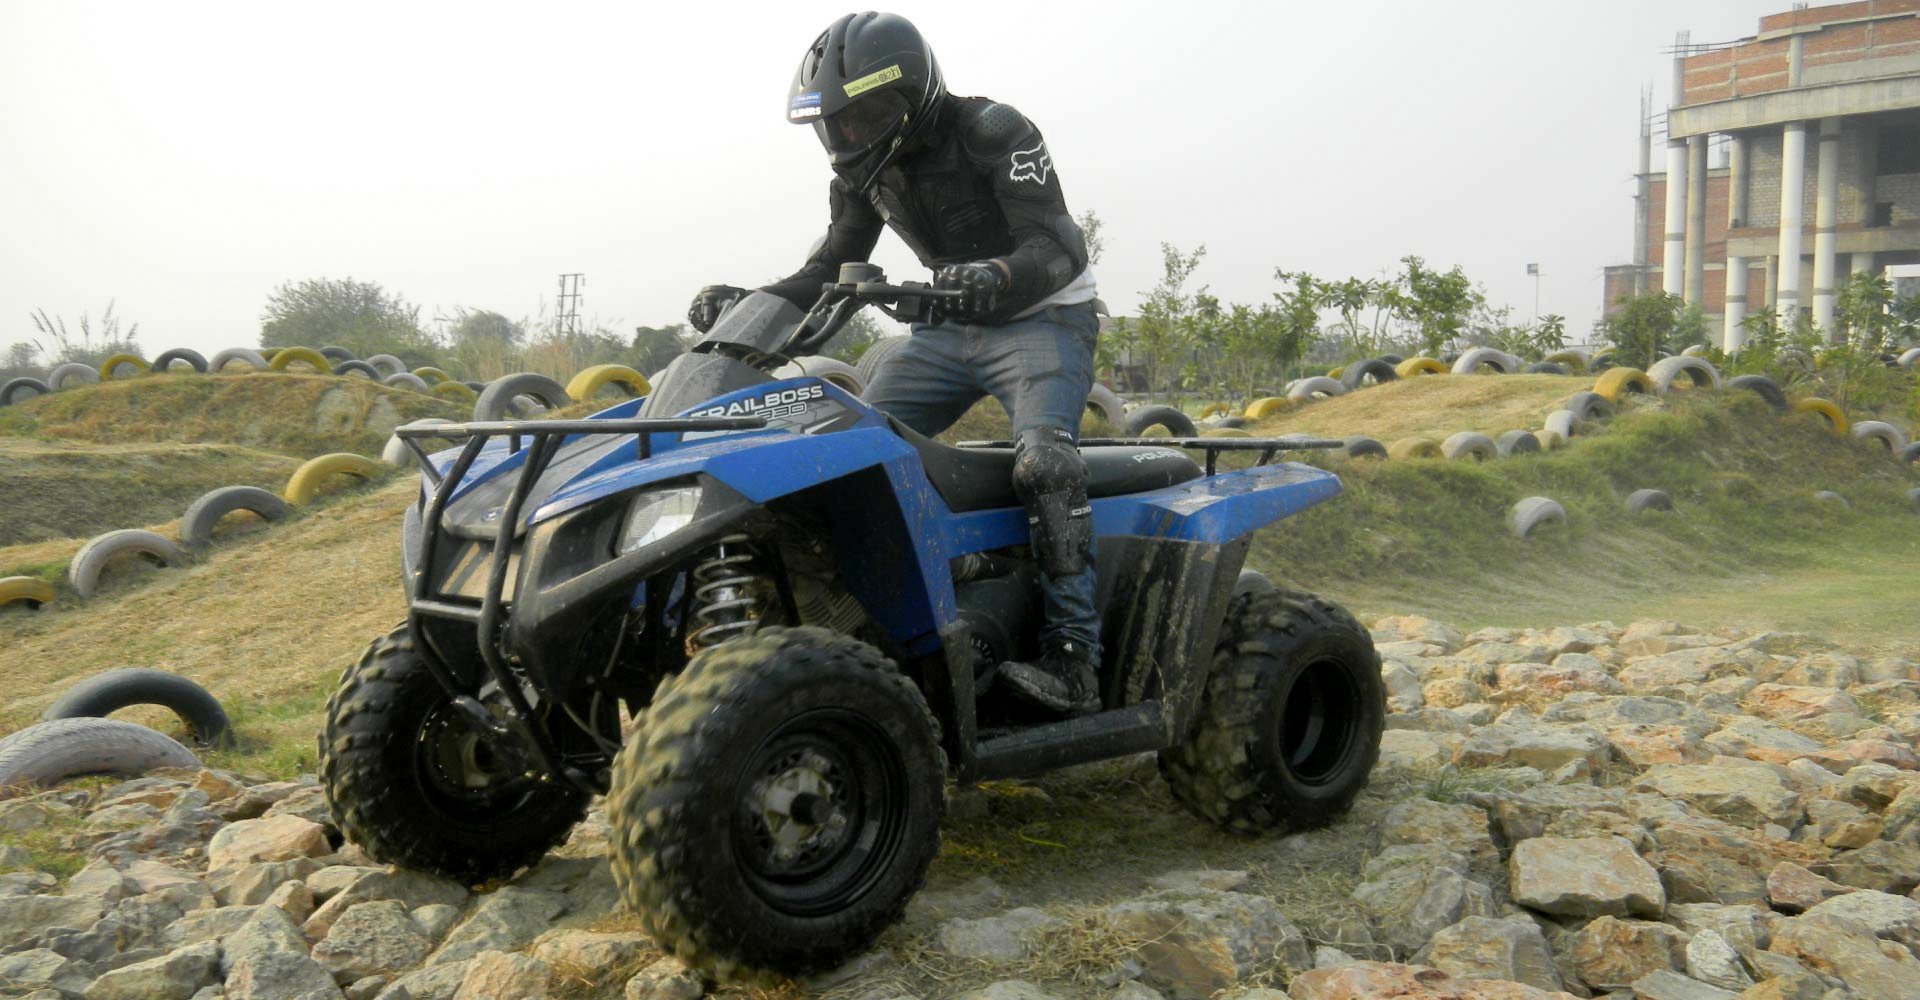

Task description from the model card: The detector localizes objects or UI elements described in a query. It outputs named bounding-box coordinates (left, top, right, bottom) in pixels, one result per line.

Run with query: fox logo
left=1009, top=142, right=1051, bottom=185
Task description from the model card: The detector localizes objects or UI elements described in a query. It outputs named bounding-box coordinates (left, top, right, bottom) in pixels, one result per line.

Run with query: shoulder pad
left=958, top=99, right=1035, bottom=155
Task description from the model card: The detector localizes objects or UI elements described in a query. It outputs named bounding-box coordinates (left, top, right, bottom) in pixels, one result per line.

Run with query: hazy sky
left=2, top=1, right=1788, bottom=359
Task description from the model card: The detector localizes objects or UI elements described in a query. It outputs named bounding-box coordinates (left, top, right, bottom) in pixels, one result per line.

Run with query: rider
left=686, top=12, right=1101, bottom=716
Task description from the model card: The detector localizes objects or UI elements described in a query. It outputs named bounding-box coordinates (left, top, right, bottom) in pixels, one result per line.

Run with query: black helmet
left=788, top=12, right=944, bottom=192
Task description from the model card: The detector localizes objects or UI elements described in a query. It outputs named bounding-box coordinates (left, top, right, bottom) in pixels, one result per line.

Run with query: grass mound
left=0, top=374, right=467, bottom=458
left=1255, top=391, right=1920, bottom=651
left=0, top=440, right=302, bottom=547
left=1250, top=374, right=1595, bottom=440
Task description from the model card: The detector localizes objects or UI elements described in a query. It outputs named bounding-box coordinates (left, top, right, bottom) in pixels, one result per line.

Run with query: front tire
left=1159, top=590, right=1384, bottom=834
left=608, top=626, right=944, bottom=975
left=321, top=625, right=593, bottom=882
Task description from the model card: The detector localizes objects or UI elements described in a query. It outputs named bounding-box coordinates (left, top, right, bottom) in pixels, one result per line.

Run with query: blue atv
left=320, top=265, right=1384, bottom=974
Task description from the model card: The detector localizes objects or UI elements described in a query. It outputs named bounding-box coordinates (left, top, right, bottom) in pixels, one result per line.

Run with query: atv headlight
left=618, top=485, right=702, bottom=554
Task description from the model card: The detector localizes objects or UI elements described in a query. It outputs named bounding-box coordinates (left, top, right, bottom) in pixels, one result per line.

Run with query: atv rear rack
left=395, top=415, right=767, bottom=790
left=956, top=435, right=1346, bottom=476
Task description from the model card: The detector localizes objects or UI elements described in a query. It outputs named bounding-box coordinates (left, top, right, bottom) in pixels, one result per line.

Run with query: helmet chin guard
left=788, top=12, right=945, bottom=192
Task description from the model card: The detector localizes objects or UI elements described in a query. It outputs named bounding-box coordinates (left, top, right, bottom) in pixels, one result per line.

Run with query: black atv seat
left=886, top=417, right=1203, bottom=513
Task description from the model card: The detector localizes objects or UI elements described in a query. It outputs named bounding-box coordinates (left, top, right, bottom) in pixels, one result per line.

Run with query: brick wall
left=1683, top=0, right=1920, bottom=106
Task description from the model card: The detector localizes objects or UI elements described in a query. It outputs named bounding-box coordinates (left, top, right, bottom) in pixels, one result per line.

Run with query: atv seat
left=887, top=417, right=1203, bottom=513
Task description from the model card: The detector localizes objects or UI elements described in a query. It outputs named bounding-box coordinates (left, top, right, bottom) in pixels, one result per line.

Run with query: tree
left=1268, top=270, right=1326, bottom=381
left=1075, top=210, right=1105, bottom=266
left=630, top=324, right=692, bottom=375
left=1595, top=292, right=1690, bottom=370
left=446, top=308, right=526, bottom=347
left=1133, top=243, right=1206, bottom=401
left=2, top=342, right=40, bottom=381
left=259, top=278, right=432, bottom=358
left=1396, top=256, right=1482, bottom=357
left=820, top=311, right=890, bottom=364
left=1825, top=272, right=1913, bottom=416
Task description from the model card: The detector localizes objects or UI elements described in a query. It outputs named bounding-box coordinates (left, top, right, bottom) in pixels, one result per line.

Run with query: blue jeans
left=864, top=302, right=1102, bottom=660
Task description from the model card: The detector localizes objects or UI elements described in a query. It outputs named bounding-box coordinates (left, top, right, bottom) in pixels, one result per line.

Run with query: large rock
left=1373, top=617, right=1464, bottom=652
left=1455, top=642, right=1551, bottom=668
left=1804, top=798, right=1883, bottom=849
left=303, top=870, right=469, bottom=938
left=1454, top=724, right=1608, bottom=773
left=1567, top=915, right=1688, bottom=990
left=1102, top=891, right=1311, bottom=999
left=1618, top=647, right=1750, bottom=692
left=454, top=950, right=550, bottom=1000
left=1481, top=785, right=1628, bottom=844
left=1767, top=863, right=1852, bottom=913
left=1287, top=961, right=1580, bottom=999
left=1377, top=799, right=1497, bottom=866
left=1682, top=929, right=1751, bottom=991
left=1768, top=912, right=1920, bottom=1000
left=1700, top=719, right=1822, bottom=762
left=427, top=887, right=567, bottom=966
left=1379, top=730, right=1465, bottom=771
left=1742, top=685, right=1860, bottom=723
left=311, top=900, right=433, bottom=984
left=0, top=949, right=84, bottom=995
left=1832, top=763, right=1920, bottom=812
left=373, top=960, right=469, bottom=1000
left=623, top=956, right=704, bottom=1000
left=1802, top=890, right=1920, bottom=950
left=1351, top=846, right=1496, bottom=956
left=528, top=929, right=652, bottom=970
left=83, top=940, right=220, bottom=1000
left=207, top=815, right=332, bottom=871
left=225, top=950, right=346, bottom=1000
left=0, top=893, right=109, bottom=949
left=221, top=904, right=311, bottom=976
left=1625, top=969, right=1738, bottom=1000
left=1643, top=815, right=1820, bottom=906
left=1508, top=835, right=1664, bottom=918
left=1812, top=840, right=1920, bottom=894
left=1411, top=916, right=1563, bottom=991
left=930, top=908, right=1061, bottom=962
left=1632, top=765, right=1803, bottom=829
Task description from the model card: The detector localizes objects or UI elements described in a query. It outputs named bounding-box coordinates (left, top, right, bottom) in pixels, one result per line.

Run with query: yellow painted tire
left=99, top=353, right=149, bottom=380
left=1198, top=402, right=1232, bottom=419
left=411, top=366, right=452, bottom=386
left=1592, top=366, right=1654, bottom=401
left=1244, top=397, right=1292, bottom=419
left=267, top=346, right=331, bottom=373
left=1790, top=397, right=1849, bottom=435
left=1203, top=427, right=1251, bottom=438
left=565, top=364, right=651, bottom=402
left=0, top=576, right=55, bottom=610
left=429, top=381, right=479, bottom=403
left=1327, top=366, right=1346, bottom=381
left=1394, top=357, right=1448, bottom=378
left=1536, top=428, right=1567, bottom=450
left=1387, top=436, right=1443, bottom=459
left=1139, top=424, right=1172, bottom=438
left=284, top=453, right=385, bottom=505
left=1543, top=350, right=1589, bottom=374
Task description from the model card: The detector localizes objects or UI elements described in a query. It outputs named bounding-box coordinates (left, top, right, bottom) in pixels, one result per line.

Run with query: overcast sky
left=2, top=1, right=1788, bottom=359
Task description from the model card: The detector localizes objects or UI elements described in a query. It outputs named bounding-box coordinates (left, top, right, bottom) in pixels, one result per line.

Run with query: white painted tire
left=1681, top=345, right=1709, bottom=358
left=1813, top=490, right=1850, bottom=508
left=381, top=417, right=456, bottom=468
left=1899, top=348, right=1920, bottom=369
left=473, top=373, right=572, bottom=422
left=210, top=348, right=270, bottom=373
left=365, top=354, right=407, bottom=378
left=1344, top=436, right=1388, bottom=459
left=1496, top=430, right=1541, bottom=457
left=382, top=372, right=431, bottom=392
left=179, top=486, right=291, bottom=550
left=68, top=529, right=191, bottom=599
left=771, top=356, right=866, bottom=398
left=47, top=363, right=99, bottom=390
left=1451, top=347, right=1521, bottom=375
left=1647, top=355, right=1721, bottom=394
left=1508, top=497, right=1567, bottom=539
left=1850, top=420, right=1908, bottom=454
left=1085, top=383, right=1127, bottom=427
left=1560, top=391, right=1615, bottom=424
left=0, top=718, right=200, bottom=790
left=1543, top=409, right=1582, bottom=441
left=1287, top=376, right=1347, bottom=401
left=1441, top=431, right=1498, bottom=461
left=1626, top=489, right=1673, bottom=513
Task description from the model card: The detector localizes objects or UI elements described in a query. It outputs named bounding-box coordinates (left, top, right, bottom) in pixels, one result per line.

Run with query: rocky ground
left=3, top=618, right=1920, bottom=1000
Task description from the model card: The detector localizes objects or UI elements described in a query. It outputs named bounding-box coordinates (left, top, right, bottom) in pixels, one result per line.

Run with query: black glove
left=932, top=262, right=1007, bottom=324
left=687, top=284, right=746, bottom=333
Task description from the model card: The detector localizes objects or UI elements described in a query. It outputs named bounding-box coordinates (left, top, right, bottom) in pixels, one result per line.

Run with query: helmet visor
left=816, top=90, right=910, bottom=157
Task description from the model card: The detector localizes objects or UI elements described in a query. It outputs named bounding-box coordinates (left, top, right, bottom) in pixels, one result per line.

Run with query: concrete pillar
left=1853, top=252, right=1877, bottom=278
left=1686, top=135, right=1708, bottom=305
left=1778, top=122, right=1807, bottom=320
left=1664, top=139, right=1689, bottom=297
left=1764, top=255, right=1778, bottom=310
left=1813, top=118, right=1841, bottom=335
left=1726, top=135, right=1750, bottom=350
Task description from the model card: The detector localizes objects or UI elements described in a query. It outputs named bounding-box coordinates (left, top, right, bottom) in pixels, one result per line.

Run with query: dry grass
left=0, top=374, right=466, bottom=458
left=0, top=439, right=301, bottom=548
left=1246, top=373, right=1593, bottom=441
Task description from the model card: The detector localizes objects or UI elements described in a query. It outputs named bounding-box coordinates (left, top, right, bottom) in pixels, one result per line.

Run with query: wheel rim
left=413, top=701, right=538, bottom=824
left=1275, top=655, right=1362, bottom=785
left=732, top=708, right=908, bottom=918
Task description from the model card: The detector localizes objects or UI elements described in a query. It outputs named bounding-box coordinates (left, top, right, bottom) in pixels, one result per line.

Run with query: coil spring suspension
left=688, top=534, right=767, bottom=652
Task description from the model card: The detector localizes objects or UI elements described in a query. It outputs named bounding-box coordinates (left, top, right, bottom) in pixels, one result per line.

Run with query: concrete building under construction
left=1604, top=0, right=1920, bottom=348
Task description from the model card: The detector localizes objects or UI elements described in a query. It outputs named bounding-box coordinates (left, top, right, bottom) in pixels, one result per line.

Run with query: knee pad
left=1012, top=427, right=1092, bottom=577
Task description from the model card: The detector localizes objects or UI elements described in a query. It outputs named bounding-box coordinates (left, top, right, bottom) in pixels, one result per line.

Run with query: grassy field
left=0, top=439, right=302, bottom=547
left=1, top=374, right=1916, bottom=780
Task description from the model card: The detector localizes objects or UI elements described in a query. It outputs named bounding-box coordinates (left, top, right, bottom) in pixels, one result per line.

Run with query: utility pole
left=557, top=273, right=584, bottom=338
left=1527, top=262, right=1541, bottom=323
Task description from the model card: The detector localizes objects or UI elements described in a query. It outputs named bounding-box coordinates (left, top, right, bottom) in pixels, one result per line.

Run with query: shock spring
left=688, top=534, right=766, bottom=651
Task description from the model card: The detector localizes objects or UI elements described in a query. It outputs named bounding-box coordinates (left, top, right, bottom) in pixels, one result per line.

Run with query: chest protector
left=869, top=129, right=1013, bottom=266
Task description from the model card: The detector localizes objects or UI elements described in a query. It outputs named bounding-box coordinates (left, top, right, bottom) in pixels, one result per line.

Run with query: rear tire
left=607, top=627, right=944, bottom=975
left=321, top=625, right=593, bottom=882
left=1159, top=591, right=1383, bottom=835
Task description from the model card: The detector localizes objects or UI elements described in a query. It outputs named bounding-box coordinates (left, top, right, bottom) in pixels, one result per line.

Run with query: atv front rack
left=394, top=415, right=766, bottom=790
left=956, top=435, right=1346, bottom=476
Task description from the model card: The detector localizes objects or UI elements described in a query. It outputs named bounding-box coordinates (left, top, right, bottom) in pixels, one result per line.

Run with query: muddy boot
left=998, top=641, right=1101, bottom=717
